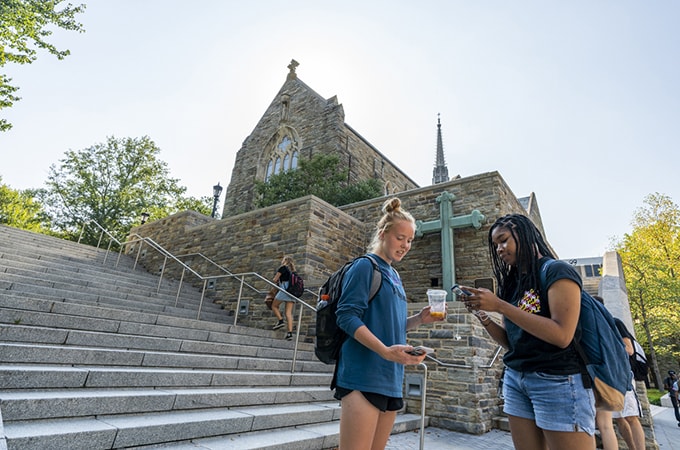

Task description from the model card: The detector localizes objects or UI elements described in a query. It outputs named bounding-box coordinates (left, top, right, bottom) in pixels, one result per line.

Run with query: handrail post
left=78, top=222, right=87, bottom=244
left=417, top=362, right=428, bottom=450
left=104, top=239, right=113, bottom=264
left=175, top=267, right=186, bottom=307
left=290, top=301, right=303, bottom=374
left=97, top=229, right=104, bottom=249
left=233, top=276, right=245, bottom=326
left=134, top=243, right=143, bottom=270
left=157, top=255, right=168, bottom=293
left=197, top=278, right=208, bottom=320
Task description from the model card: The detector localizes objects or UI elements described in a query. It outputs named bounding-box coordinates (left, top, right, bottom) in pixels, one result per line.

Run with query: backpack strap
left=363, top=254, right=383, bottom=301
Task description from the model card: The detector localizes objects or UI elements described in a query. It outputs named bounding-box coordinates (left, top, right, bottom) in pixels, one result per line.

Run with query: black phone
left=406, top=346, right=435, bottom=356
left=451, top=284, right=472, bottom=297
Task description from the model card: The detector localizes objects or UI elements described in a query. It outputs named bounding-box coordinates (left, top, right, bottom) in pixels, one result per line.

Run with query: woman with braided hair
left=457, top=214, right=596, bottom=450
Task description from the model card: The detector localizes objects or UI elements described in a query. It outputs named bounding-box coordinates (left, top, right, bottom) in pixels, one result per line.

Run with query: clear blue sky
left=2, top=1, right=678, bottom=260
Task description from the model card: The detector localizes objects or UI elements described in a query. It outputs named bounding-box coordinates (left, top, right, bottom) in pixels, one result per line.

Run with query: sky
left=1, top=1, right=678, bottom=260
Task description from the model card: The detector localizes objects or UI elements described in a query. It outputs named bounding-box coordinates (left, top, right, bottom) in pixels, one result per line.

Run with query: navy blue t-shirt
left=502, top=258, right=583, bottom=374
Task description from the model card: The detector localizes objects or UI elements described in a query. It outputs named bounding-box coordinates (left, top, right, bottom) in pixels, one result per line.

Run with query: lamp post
left=211, top=182, right=223, bottom=218
left=140, top=212, right=150, bottom=224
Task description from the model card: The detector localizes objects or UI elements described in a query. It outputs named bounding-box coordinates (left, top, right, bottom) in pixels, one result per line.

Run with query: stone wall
left=131, top=170, right=536, bottom=433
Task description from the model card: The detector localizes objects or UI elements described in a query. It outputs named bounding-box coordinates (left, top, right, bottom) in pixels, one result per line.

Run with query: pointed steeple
left=432, top=114, right=449, bottom=184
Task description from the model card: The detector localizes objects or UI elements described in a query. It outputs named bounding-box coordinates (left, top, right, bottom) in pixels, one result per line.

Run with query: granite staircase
left=0, top=225, right=422, bottom=449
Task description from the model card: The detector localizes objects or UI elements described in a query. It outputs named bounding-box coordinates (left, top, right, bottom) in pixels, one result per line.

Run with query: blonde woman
left=334, top=197, right=444, bottom=449
left=271, top=255, right=296, bottom=340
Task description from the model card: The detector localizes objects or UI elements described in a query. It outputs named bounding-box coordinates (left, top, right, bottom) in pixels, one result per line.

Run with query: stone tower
left=432, top=114, right=449, bottom=184
left=221, top=60, right=419, bottom=217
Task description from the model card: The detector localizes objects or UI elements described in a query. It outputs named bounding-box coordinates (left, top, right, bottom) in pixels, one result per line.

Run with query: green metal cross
left=415, top=191, right=485, bottom=300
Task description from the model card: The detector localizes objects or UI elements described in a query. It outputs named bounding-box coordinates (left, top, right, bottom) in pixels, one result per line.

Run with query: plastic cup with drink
left=427, top=289, right=447, bottom=319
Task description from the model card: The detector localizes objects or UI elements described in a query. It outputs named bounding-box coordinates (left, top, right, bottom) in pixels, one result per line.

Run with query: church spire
left=432, top=114, right=449, bottom=184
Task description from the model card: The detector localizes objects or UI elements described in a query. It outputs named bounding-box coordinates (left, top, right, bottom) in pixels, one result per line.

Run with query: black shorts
left=334, top=385, right=404, bottom=412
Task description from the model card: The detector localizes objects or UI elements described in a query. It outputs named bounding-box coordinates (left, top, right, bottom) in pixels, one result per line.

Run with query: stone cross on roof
left=287, top=59, right=299, bottom=80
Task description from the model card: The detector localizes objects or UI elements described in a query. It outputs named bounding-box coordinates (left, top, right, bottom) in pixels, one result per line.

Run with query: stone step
left=0, top=254, right=205, bottom=301
left=0, top=224, right=119, bottom=257
left=0, top=386, right=335, bottom=421
left=0, top=342, right=323, bottom=373
left=129, top=413, right=425, bottom=450
left=3, top=401, right=343, bottom=450
left=0, top=270, right=218, bottom=314
left=0, top=279, right=226, bottom=322
left=0, top=364, right=332, bottom=390
left=0, top=296, right=310, bottom=351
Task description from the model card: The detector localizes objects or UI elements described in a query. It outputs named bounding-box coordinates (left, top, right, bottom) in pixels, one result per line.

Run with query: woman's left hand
left=419, top=305, right=446, bottom=323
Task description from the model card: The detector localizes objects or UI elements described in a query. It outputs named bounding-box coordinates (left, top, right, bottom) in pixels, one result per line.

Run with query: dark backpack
left=286, top=271, right=304, bottom=298
left=540, top=259, right=630, bottom=411
left=630, top=339, right=649, bottom=382
left=315, top=255, right=382, bottom=365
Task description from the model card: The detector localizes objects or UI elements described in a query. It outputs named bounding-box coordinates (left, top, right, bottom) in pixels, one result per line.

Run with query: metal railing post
left=290, top=302, right=304, bottom=374
left=417, top=362, right=428, bottom=450
left=196, top=278, right=208, bottom=320
left=233, top=276, right=245, bottom=326
left=175, top=267, right=186, bottom=307
left=157, top=255, right=168, bottom=293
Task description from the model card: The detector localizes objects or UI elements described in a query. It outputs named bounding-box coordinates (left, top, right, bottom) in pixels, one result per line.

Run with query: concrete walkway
left=386, top=405, right=678, bottom=450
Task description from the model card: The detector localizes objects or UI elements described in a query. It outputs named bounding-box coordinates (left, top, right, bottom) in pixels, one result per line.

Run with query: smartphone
left=451, top=284, right=472, bottom=297
left=406, top=346, right=435, bottom=356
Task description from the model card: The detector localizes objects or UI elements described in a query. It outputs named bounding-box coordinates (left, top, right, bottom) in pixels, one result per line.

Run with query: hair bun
left=382, top=197, right=401, bottom=214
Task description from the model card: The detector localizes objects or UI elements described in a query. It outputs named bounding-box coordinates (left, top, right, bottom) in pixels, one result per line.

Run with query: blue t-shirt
left=502, top=258, right=582, bottom=374
left=335, top=253, right=408, bottom=398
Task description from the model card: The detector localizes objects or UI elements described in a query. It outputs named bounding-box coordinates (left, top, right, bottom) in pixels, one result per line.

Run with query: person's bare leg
left=596, top=410, right=619, bottom=449
left=544, top=429, right=595, bottom=450
left=339, top=390, right=379, bottom=450
left=615, top=417, right=634, bottom=449
left=271, top=299, right=283, bottom=321
left=371, top=410, right=397, bottom=450
left=507, top=415, right=547, bottom=450
left=620, top=416, right=645, bottom=450
left=284, top=301, right=294, bottom=332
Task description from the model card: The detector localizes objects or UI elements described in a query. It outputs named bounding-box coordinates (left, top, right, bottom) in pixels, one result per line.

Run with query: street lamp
left=211, top=182, right=223, bottom=218
left=140, top=212, right=150, bottom=224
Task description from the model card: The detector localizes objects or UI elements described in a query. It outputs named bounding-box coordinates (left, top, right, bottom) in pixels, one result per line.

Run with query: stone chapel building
left=222, top=60, right=419, bottom=217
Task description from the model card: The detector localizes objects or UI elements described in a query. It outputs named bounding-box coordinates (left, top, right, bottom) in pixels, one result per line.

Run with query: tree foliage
left=39, top=136, right=212, bottom=245
left=0, top=0, right=86, bottom=131
left=254, top=153, right=383, bottom=208
left=0, top=176, right=47, bottom=232
left=614, top=193, right=680, bottom=387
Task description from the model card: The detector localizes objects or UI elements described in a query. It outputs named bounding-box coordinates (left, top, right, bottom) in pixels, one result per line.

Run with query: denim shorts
left=274, top=281, right=295, bottom=302
left=502, top=366, right=596, bottom=434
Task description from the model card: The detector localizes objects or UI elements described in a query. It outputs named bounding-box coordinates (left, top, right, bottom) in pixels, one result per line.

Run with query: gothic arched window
left=265, top=133, right=299, bottom=179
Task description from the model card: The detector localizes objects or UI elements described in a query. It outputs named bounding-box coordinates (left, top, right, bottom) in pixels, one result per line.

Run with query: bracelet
left=481, top=319, right=492, bottom=327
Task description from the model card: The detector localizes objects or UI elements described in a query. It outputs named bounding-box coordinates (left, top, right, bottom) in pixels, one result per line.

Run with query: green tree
left=614, top=193, right=680, bottom=389
left=255, top=153, right=383, bottom=208
left=0, top=177, right=47, bottom=231
left=40, top=136, right=212, bottom=245
left=0, top=0, right=86, bottom=131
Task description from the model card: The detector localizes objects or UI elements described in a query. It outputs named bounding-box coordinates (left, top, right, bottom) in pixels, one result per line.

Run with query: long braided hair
left=487, top=214, right=555, bottom=300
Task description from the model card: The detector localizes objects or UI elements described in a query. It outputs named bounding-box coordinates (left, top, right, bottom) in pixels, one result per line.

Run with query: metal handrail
left=78, top=219, right=125, bottom=266
left=78, top=221, right=319, bottom=374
